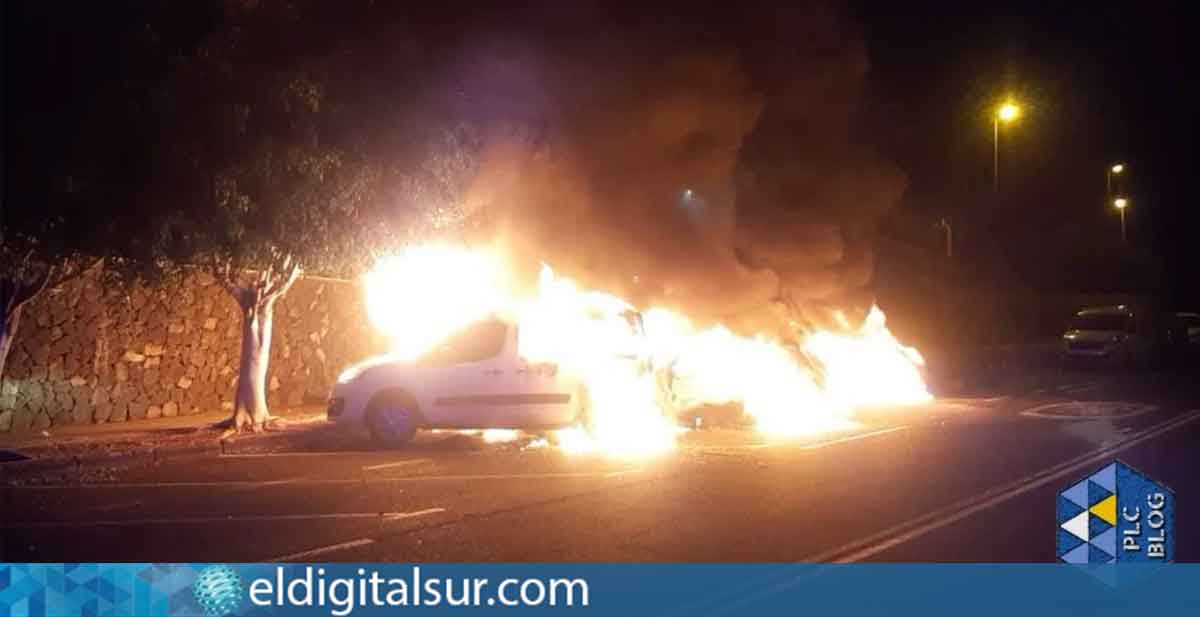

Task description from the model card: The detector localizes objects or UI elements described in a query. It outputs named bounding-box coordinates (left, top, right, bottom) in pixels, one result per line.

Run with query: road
left=2, top=369, right=1198, bottom=563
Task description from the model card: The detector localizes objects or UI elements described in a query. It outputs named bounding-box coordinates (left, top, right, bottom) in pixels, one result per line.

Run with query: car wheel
left=366, top=391, right=420, bottom=448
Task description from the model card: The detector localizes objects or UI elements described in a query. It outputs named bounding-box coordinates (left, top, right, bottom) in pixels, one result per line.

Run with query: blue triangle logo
left=1058, top=495, right=1084, bottom=522
left=1092, top=527, right=1118, bottom=557
left=1057, top=527, right=1085, bottom=556
left=1089, top=512, right=1113, bottom=538
left=1090, top=462, right=1118, bottom=493
left=1088, top=480, right=1113, bottom=507
left=1062, top=479, right=1089, bottom=508
left=1062, top=542, right=1091, bottom=564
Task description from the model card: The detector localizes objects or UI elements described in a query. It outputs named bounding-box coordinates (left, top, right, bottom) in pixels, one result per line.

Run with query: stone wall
left=0, top=267, right=388, bottom=432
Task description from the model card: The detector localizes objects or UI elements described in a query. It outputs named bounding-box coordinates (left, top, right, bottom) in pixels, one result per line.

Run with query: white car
left=1061, top=305, right=1148, bottom=367
left=329, top=311, right=649, bottom=447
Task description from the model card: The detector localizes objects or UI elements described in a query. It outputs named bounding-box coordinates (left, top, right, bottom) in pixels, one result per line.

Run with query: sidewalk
left=0, top=406, right=332, bottom=484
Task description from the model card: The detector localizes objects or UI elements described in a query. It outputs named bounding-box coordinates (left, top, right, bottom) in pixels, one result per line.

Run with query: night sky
left=852, top=1, right=1195, bottom=303
left=5, top=1, right=1197, bottom=306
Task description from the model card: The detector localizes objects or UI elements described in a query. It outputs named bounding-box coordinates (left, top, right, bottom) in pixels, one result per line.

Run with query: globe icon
left=193, top=564, right=243, bottom=617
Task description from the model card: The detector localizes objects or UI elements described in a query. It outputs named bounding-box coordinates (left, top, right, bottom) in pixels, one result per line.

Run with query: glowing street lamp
left=1113, top=197, right=1129, bottom=243
left=1107, top=163, right=1125, bottom=198
left=993, top=101, right=1021, bottom=192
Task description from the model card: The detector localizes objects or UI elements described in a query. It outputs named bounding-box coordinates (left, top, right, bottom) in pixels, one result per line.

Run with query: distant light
left=997, top=102, right=1020, bottom=122
left=1114, top=198, right=1128, bottom=210
left=1111, top=164, right=1125, bottom=174
left=682, top=189, right=694, bottom=199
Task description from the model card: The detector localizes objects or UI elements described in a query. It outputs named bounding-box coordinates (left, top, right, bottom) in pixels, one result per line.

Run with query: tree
left=7, top=0, right=484, bottom=431
left=128, top=2, right=384, bottom=432
left=0, top=244, right=83, bottom=384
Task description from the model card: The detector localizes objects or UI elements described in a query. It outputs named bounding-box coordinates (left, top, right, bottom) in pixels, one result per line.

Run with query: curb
left=1, top=422, right=329, bottom=484
left=1, top=442, right=214, bottom=484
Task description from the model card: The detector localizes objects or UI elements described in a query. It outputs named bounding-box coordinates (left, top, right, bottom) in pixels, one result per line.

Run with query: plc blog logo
left=1057, top=460, right=1174, bottom=563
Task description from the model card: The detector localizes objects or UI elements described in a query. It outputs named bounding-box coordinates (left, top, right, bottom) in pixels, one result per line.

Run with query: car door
left=422, top=319, right=516, bottom=428
left=508, top=328, right=577, bottom=428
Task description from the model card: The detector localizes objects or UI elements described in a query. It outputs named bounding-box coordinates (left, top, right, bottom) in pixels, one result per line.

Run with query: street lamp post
left=993, top=102, right=1020, bottom=192
left=1114, top=197, right=1128, bottom=243
left=1107, top=163, right=1124, bottom=199
left=938, top=218, right=953, bottom=258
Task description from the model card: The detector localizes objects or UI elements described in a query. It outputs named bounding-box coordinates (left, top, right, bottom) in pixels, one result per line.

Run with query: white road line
left=1019, top=401, right=1158, bottom=420
left=799, top=425, right=909, bottom=450
left=219, top=451, right=382, bottom=458
left=387, top=471, right=641, bottom=481
left=11, top=470, right=640, bottom=490
left=807, top=408, right=1200, bottom=563
left=362, top=458, right=432, bottom=471
left=268, top=538, right=377, bottom=563
left=386, top=507, right=445, bottom=520
left=264, top=509, right=448, bottom=562
left=686, top=425, right=908, bottom=455
left=8, top=507, right=447, bottom=529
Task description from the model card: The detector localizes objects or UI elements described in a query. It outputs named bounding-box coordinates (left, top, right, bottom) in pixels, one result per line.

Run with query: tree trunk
left=0, top=303, right=20, bottom=383
left=230, top=295, right=277, bottom=430
left=217, top=259, right=300, bottom=432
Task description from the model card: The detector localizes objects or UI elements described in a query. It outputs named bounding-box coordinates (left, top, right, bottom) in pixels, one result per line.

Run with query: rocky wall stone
left=0, top=268, right=388, bottom=432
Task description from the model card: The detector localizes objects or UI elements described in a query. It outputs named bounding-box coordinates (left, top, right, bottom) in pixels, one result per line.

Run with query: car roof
left=1076, top=305, right=1133, bottom=316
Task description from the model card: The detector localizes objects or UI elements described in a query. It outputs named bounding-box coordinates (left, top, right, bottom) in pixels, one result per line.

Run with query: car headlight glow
left=337, top=365, right=364, bottom=384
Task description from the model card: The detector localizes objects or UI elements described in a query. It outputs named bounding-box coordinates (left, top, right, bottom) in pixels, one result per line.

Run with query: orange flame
left=358, top=245, right=930, bottom=455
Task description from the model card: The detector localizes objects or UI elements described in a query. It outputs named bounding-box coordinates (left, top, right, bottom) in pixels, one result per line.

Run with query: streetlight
left=1107, top=163, right=1125, bottom=198
left=994, top=101, right=1020, bottom=192
left=1113, top=197, right=1129, bottom=243
left=937, top=218, right=953, bottom=258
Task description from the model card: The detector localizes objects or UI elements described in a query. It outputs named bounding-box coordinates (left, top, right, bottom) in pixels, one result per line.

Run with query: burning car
left=328, top=308, right=652, bottom=447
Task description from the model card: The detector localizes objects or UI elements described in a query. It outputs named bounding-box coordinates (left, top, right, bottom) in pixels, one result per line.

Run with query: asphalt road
left=3, top=369, right=1198, bottom=563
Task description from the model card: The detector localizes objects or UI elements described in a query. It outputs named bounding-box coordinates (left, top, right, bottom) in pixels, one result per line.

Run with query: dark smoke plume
left=451, top=2, right=904, bottom=339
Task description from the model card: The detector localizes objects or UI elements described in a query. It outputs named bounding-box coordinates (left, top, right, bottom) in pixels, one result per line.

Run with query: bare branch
left=211, top=254, right=242, bottom=298
left=265, top=258, right=301, bottom=300
left=15, top=268, right=53, bottom=307
left=45, top=256, right=103, bottom=290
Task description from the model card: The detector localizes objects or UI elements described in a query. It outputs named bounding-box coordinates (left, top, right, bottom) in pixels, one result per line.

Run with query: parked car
left=329, top=309, right=650, bottom=447
left=1060, top=305, right=1149, bottom=368
left=1175, top=312, right=1200, bottom=344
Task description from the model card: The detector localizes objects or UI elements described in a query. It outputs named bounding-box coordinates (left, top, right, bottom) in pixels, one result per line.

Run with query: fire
left=804, top=307, right=932, bottom=409
left=358, top=244, right=931, bottom=455
left=364, top=245, right=509, bottom=361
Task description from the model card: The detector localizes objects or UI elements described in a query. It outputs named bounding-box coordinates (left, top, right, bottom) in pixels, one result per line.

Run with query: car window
left=418, top=319, right=509, bottom=366
left=1069, top=314, right=1132, bottom=332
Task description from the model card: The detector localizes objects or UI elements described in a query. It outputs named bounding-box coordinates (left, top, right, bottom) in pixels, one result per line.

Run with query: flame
left=357, top=244, right=931, bottom=455
left=364, top=245, right=509, bottom=361
left=804, top=306, right=932, bottom=409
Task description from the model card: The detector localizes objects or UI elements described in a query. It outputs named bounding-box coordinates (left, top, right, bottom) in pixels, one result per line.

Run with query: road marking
left=799, top=425, right=909, bottom=450
left=219, top=451, right=382, bottom=458
left=1019, top=401, right=1158, bottom=420
left=362, top=458, right=432, bottom=471
left=10, top=470, right=640, bottom=490
left=8, top=507, right=446, bottom=529
left=263, top=508, right=447, bottom=562
left=386, top=470, right=648, bottom=480
left=686, top=425, right=908, bottom=455
left=806, top=408, right=1200, bottom=563
left=387, top=507, right=445, bottom=519
left=268, top=538, right=377, bottom=562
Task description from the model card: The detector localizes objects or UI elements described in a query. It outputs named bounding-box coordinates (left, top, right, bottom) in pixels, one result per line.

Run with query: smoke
left=446, top=2, right=905, bottom=339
